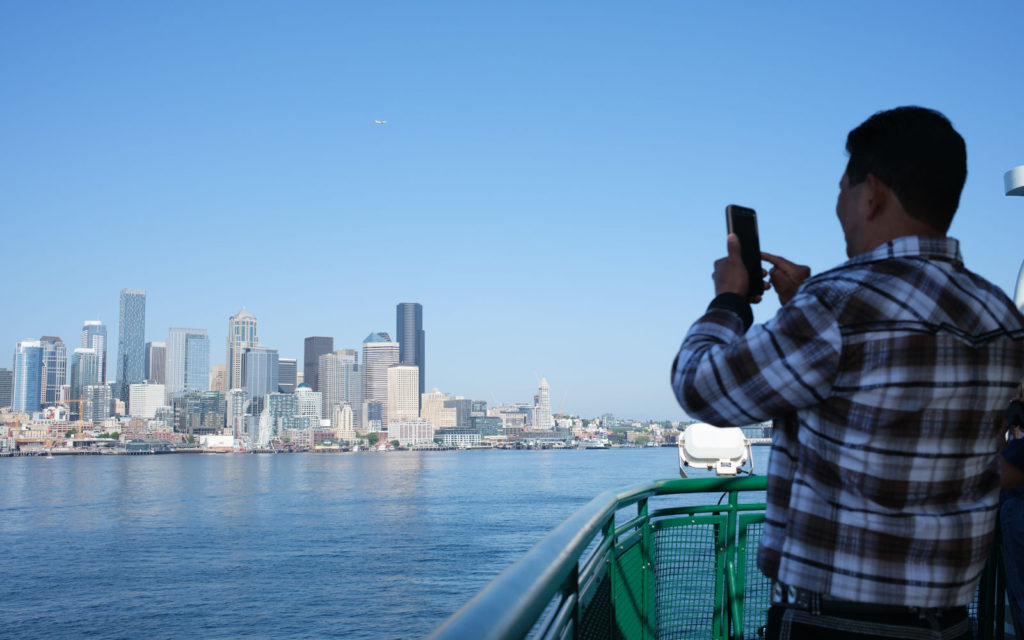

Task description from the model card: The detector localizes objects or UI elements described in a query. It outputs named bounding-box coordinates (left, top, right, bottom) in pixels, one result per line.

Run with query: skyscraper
left=226, top=308, right=258, bottom=390
left=69, top=348, right=102, bottom=420
left=209, top=364, right=228, bottom=393
left=278, top=358, right=297, bottom=394
left=81, top=321, right=108, bottom=383
left=243, top=346, right=279, bottom=413
left=12, top=340, right=43, bottom=413
left=145, top=341, right=167, bottom=384
left=396, top=302, right=425, bottom=406
left=318, top=349, right=358, bottom=417
left=362, top=333, right=398, bottom=426
left=303, top=336, right=334, bottom=392
left=166, top=328, right=210, bottom=399
left=39, top=336, right=67, bottom=405
left=116, top=289, right=146, bottom=400
left=387, top=365, right=420, bottom=422
left=0, top=368, right=13, bottom=409
left=534, top=377, right=553, bottom=430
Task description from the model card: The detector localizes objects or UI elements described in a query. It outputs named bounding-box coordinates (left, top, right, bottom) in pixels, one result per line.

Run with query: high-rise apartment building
left=226, top=308, right=258, bottom=390
left=303, top=336, right=334, bottom=392
left=145, top=341, right=167, bottom=384
left=80, top=321, right=107, bottom=382
left=318, top=349, right=358, bottom=417
left=0, top=368, right=13, bottom=408
left=396, top=302, right=425, bottom=407
left=39, top=336, right=67, bottom=405
left=278, top=358, right=297, bottom=394
left=387, top=365, right=420, bottom=423
left=82, top=384, right=111, bottom=423
left=116, top=289, right=146, bottom=400
left=129, top=382, right=166, bottom=419
left=166, top=328, right=209, bottom=399
left=12, top=340, right=43, bottom=413
left=69, top=348, right=102, bottom=420
left=226, top=388, right=249, bottom=438
left=362, top=333, right=398, bottom=427
left=534, top=377, right=553, bottom=430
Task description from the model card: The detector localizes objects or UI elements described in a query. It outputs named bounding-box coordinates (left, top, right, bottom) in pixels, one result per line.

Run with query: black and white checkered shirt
left=672, top=235, right=1024, bottom=608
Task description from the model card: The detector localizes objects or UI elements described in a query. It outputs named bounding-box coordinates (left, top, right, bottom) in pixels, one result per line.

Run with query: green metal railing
left=429, top=475, right=1013, bottom=640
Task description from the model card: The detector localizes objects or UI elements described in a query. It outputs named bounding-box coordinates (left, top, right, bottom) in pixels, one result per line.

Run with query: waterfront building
left=82, top=383, right=112, bottom=422
left=226, top=307, right=258, bottom=390
left=362, top=332, right=398, bottom=426
left=388, top=418, right=434, bottom=447
left=534, top=378, right=553, bottom=430
left=166, top=328, right=210, bottom=399
left=471, top=416, right=504, bottom=437
left=303, top=336, right=334, bottom=392
left=471, top=399, right=487, bottom=417
left=396, top=302, right=425, bottom=408
left=332, top=403, right=356, bottom=442
left=318, top=349, right=358, bottom=417
left=69, top=348, right=102, bottom=420
left=421, top=388, right=457, bottom=429
left=295, top=383, right=323, bottom=421
left=12, top=340, right=43, bottom=413
left=226, top=388, right=249, bottom=438
left=387, top=365, right=420, bottom=421
left=80, top=321, right=107, bottom=382
left=39, top=336, right=67, bottom=405
left=436, top=427, right=482, bottom=448
left=116, top=289, right=147, bottom=401
left=146, top=341, right=167, bottom=384
left=444, top=397, right=473, bottom=428
left=243, top=346, right=279, bottom=413
left=129, top=382, right=166, bottom=419
left=278, top=358, right=297, bottom=394
left=0, top=368, right=13, bottom=409
left=209, top=363, right=227, bottom=393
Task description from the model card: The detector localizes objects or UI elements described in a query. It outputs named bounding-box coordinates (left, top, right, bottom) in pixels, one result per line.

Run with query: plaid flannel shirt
left=672, top=235, right=1024, bottom=608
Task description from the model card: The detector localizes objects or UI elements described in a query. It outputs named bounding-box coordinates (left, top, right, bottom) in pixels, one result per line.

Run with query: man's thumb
left=727, top=233, right=742, bottom=258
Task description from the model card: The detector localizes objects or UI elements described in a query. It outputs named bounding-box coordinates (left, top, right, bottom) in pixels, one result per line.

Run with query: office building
left=0, top=368, right=13, bottom=408
left=243, top=346, right=279, bottom=413
left=388, top=418, right=434, bottom=447
left=129, top=382, right=166, bottom=419
left=472, top=416, right=504, bottom=437
left=362, top=332, right=398, bottom=426
left=82, top=384, right=111, bottom=423
left=318, top=349, right=358, bottom=417
left=396, top=302, right=425, bottom=407
left=209, top=364, right=227, bottom=393
left=226, top=307, right=258, bottom=390
left=172, top=391, right=226, bottom=435
left=303, top=336, right=334, bottom=392
left=364, top=401, right=383, bottom=432
left=166, top=329, right=210, bottom=399
left=332, top=403, right=356, bottom=442
left=116, top=289, right=146, bottom=401
left=12, top=340, right=43, bottom=413
left=435, top=427, right=482, bottom=448
left=444, top=397, right=473, bottom=428
left=387, top=365, right=420, bottom=422
left=534, top=377, right=553, bottom=430
left=145, top=341, right=167, bottom=384
left=278, top=358, right=297, bottom=393
left=39, top=336, right=67, bottom=405
left=295, top=383, right=322, bottom=421
left=422, top=388, right=457, bottom=429
left=226, top=388, right=249, bottom=438
left=80, top=321, right=107, bottom=382
left=69, top=348, right=102, bottom=420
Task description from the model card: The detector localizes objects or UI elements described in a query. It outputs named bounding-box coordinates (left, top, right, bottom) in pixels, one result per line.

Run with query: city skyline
left=4, top=4, right=1024, bottom=419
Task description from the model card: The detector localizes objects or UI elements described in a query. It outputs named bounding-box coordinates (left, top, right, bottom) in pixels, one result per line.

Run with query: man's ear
left=863, top=173, right=889, bottom=220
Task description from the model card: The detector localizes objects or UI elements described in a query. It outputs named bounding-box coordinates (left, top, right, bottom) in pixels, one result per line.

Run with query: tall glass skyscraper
left=303, top=336, right=334, bottom=392
left=39, top=336, right=67, bottom=405
left=278, top=358, right=297, bottom=394
left=69, top=348, right=102, bottom=420
left=81, top=321, right=107, bottom=382
left=0, top=368, right=13, bottom=409
left=397, top=302, right=425, bottom=406
left=243, top=346, right=279, bottom=414
left=227, top=307, right=258, bottom=390
left=12, top=340, right=43, bottom=413
left=145, top=341, right=167, bottom=384
left=362, top=333, right=398, bottom=426
left=166, top=328, right=209, bottom=398
left=116, top=289, right=146, bottom=400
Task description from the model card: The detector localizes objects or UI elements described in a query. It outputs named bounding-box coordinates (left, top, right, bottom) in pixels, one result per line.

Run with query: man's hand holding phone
left=715, top=233, right=768, bottom=303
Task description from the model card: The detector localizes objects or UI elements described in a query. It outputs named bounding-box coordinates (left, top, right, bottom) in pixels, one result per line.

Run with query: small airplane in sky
left=375, top=120, right=388, bottom=124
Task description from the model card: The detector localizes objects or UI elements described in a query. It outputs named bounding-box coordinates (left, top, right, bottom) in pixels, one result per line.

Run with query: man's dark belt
left=770, top=581, right=967, bottom=619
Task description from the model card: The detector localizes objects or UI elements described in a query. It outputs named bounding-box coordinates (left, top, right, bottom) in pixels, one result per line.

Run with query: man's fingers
left=727, top=233, right=742, bottom=258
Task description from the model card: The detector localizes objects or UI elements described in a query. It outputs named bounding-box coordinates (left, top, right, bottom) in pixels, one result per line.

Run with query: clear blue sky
left=3, top=2, right=1023, bottom=420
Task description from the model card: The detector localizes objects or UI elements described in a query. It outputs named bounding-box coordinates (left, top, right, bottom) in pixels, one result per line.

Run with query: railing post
left=639, top=497, right=655, bottom=640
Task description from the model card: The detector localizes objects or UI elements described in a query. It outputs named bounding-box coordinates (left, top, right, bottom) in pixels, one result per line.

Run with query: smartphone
left=725, top=205, right=762, bottom=298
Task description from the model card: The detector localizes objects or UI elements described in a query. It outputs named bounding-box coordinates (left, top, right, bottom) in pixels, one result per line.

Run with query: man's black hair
left=845, top=106, right=967, bottom=233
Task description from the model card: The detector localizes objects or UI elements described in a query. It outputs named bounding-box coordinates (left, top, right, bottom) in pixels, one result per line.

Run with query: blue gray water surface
left=0, top=447, right=768, bottom=639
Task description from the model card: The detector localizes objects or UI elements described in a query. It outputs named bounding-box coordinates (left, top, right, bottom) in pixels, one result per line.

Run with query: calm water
left=0, top=447, right=768, bottom=639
